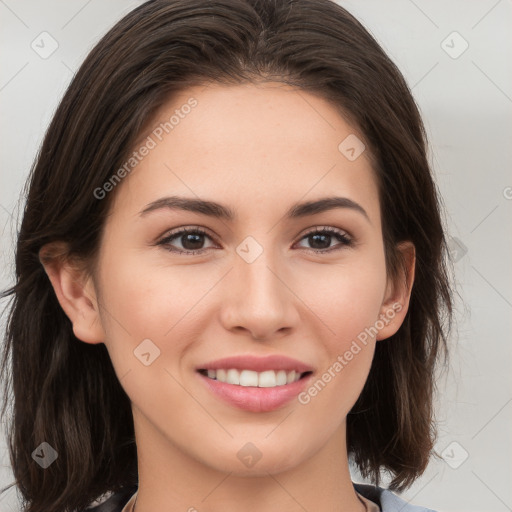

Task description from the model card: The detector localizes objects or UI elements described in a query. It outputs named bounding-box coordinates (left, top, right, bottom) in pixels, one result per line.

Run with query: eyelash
left=156, top=226, right=354, bottom=255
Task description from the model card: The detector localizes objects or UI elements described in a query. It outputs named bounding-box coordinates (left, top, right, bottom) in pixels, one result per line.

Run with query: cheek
left=297, top=248, right=388, bottom=341
left=297, top=286, right=381, bottom=435
left=95, top=245, right=202, bottom=370
left=293, top=251, right=386, bottom=413
left=95, top=254, right=206, bottom=420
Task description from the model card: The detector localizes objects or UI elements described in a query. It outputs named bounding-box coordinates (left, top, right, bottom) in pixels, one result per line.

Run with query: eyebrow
left=139, top=195, right=370, bottom=223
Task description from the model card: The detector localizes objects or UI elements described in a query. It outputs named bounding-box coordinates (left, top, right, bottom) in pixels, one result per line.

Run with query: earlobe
left=39, top=243, right=105, bottom=344
left=376, top=241, right=416, bottom=341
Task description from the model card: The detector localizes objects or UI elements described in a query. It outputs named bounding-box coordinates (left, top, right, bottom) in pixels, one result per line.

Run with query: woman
left=0, top=1, right=454, bottom=511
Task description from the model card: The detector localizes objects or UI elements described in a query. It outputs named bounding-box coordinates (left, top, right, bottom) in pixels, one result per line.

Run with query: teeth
left=286, top=370, right=296, bottom=384
left=276, top=370, right=287, bottom=386
left=258, top=370, right=276, bottom=387
left=239, top=370, right=259, bottom=386
left=204, top=368, right=303, bottom=387
left=226, top=368, right=240, bottom=385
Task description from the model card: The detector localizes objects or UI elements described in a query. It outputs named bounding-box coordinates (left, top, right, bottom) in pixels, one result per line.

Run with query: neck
left=130, top=408, right=366, bottom=512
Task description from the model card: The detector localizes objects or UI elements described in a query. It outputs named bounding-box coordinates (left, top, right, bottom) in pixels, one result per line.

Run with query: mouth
left=196, top=362, right=314, bottom=412
left=195, top=354, right=315, bottom=412
left=197, top=368, right=313, bottom=388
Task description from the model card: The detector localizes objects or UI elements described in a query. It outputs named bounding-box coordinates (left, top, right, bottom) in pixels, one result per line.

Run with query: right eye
left=157, top=227, right=218, bottom=255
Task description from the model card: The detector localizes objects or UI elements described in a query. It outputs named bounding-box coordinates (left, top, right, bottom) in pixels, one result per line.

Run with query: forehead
left=108, top=82, right=380, bottom=225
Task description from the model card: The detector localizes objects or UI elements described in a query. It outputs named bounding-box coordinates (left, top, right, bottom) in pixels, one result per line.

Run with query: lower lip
left=197, top=372, right=313, bottom=413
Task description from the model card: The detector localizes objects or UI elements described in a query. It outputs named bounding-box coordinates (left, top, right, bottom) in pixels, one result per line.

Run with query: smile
left=197, top=368, right=311, bottom=387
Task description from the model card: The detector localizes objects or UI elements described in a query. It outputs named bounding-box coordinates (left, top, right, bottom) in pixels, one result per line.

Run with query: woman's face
left=74, top=82, right=413, bottom=475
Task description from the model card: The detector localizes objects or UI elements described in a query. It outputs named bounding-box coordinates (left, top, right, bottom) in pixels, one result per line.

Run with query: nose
left=219, top=250, right=300, bottom=341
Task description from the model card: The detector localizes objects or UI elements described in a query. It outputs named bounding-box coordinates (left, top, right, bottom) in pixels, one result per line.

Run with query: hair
left=0, top=0, right=455, bottom=510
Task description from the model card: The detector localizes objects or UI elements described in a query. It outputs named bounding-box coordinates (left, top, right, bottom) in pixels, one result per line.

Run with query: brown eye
left=158, top=227, right=217, bottom=255
left=157, top=225, right=353, bottom=256
left=295, top=227, right=353, bottom=253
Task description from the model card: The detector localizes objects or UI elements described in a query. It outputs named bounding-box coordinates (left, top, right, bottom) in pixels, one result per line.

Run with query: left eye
left=157, top=226, right=353, bottom=255
left=295, top=227, right=353, bottom=252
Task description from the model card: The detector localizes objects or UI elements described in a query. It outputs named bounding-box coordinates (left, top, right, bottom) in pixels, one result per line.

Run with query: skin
left=41, top=82, right=415, bottom=512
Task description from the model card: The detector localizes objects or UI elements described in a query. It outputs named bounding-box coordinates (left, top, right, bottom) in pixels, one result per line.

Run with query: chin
left=199, top=441, right=309, bottom=477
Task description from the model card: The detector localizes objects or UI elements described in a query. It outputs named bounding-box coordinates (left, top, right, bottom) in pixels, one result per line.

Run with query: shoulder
left=354, top=482, right=438, bottom=512
left=80, top=486, right=137, bottom=512
left=82, top=483, right=438, bottom=512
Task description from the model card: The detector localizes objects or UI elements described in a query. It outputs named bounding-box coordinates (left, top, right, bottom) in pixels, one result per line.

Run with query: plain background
left=0, top=1, right=511, bottom=511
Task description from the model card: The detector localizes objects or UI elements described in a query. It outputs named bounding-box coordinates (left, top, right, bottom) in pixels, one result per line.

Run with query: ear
left=39, top=242, right=105, bottom=344
left=376, top=241, right=416, bottom=341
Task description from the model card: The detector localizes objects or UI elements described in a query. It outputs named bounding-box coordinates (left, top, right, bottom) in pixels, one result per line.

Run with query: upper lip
left=197, top=355, right=314, bottom=374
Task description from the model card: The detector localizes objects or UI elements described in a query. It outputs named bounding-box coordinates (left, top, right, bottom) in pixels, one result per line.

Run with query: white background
left=1, top=1, right=511, bottom=511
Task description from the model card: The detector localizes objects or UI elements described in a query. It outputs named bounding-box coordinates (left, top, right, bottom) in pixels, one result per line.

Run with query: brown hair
left=0, top=0, right=454, bottom=510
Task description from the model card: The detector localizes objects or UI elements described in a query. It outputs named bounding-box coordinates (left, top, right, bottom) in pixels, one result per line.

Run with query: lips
left=196, top=354, right=314, bottom=374
left=196, top=354, right=314, bottom=412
